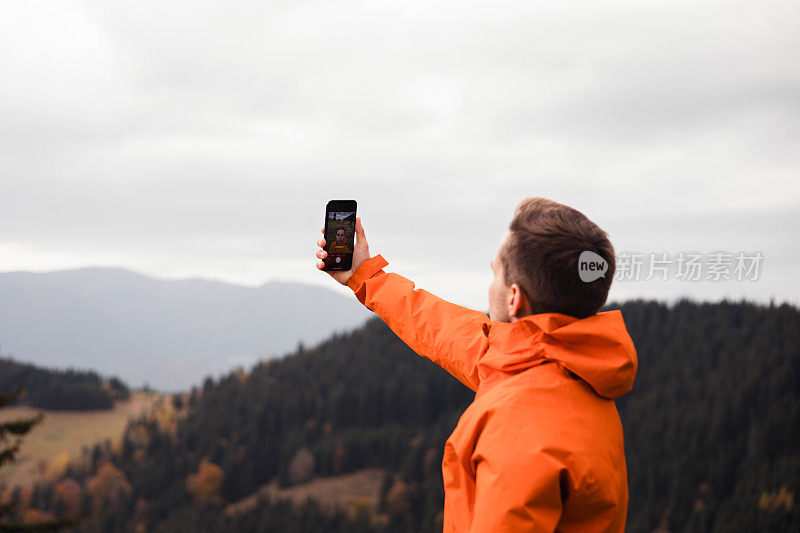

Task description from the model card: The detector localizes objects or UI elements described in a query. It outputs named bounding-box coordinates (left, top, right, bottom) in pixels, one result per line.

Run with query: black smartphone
left=322, top=200, right=357, bottom=271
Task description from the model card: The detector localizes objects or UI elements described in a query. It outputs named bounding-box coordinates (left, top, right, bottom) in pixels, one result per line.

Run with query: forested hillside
left=12, top=300, right=800, bottom=532
left=0, top=357, right=128, bottom=410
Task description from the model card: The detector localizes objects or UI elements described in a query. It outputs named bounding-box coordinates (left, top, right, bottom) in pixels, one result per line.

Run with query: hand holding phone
left=316, top=201, right=371, bottom=286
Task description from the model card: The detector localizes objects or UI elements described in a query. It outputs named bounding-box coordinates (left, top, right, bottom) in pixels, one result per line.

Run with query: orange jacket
left=347, top=255, right=638, bottom=532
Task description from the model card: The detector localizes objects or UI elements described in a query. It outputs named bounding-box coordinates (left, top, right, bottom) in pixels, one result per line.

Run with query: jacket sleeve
left=469, top=412, right=566, bottom=532
left=346, top=254, right=490, bottom=391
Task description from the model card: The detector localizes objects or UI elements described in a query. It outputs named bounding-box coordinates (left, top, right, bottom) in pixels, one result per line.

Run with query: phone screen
left=323, top=202, right=356, bottom=271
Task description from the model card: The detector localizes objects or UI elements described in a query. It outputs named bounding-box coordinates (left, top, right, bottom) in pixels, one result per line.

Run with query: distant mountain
left=0, top=268, right=371, bottom=391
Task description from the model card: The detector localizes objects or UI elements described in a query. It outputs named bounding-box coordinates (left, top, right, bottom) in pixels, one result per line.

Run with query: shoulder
left=474, top=363, right=622, bottom=451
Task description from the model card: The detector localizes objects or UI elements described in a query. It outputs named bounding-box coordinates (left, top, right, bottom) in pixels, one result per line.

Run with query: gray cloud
left=0, top=0, right=798, bottom=306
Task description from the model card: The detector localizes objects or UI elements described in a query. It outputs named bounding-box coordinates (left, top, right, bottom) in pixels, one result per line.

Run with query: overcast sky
left=1, top=0, right=798, bottom=310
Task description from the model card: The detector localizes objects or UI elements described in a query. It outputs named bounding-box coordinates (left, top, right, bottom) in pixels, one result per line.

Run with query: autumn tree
left=186, top=458, right=224, bottom=505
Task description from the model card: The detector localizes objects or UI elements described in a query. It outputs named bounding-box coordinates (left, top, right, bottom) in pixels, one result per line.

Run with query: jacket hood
left=478, top=310, right=638, bottom=399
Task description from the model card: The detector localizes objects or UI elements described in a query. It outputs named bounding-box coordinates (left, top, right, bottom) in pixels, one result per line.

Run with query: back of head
left=499, top=197, right=615, bottom=319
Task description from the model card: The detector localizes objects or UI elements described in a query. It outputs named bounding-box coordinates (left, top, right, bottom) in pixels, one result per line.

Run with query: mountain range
left=0, top=268, right=371, bottom=390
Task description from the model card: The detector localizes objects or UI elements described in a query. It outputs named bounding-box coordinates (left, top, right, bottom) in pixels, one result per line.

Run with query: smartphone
left=322, top=200, right=357, bottom=271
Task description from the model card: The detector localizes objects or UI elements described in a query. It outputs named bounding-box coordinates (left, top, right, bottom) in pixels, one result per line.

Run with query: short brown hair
left=499, top=197, right=615, bottom=319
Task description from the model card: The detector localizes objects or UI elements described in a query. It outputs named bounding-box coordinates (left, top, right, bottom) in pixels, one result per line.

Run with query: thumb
left=355, top=217, right=368, bottom=247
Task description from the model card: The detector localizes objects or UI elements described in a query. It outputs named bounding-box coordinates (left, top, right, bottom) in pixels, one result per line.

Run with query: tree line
left=0, top=357, right=128, bottom=411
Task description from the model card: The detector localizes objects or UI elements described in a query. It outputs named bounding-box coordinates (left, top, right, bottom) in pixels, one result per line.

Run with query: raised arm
left=316, top=219, right=490, bottom=391
left=348, top=255, right=489, bottom=391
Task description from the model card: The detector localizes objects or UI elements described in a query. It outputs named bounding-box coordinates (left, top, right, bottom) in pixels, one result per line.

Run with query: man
left=324, top=227, right=353, bottom=269
left=315, top=197, right=637, bottom=532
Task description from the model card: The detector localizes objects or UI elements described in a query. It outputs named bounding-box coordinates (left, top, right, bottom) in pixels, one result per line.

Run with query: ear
left=507, top=283, right=530, bottom=319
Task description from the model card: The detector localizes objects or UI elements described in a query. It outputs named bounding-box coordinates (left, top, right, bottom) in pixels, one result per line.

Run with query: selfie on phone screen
left=323, top=210, right=355, bottom=270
